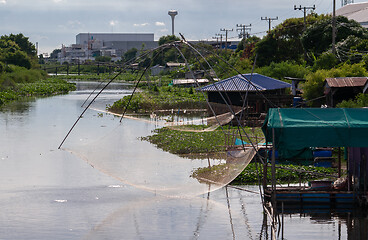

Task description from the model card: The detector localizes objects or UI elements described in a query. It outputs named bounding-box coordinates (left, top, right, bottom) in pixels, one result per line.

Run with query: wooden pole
left=272, top=128, right=276, bottom=207
left=272, top=129, right=276, bottom=190
left=332, top=0, right=336, bottom=54
left=347, top=148, right=351, bottom=191
left=338, top=147, right=341, bottom=178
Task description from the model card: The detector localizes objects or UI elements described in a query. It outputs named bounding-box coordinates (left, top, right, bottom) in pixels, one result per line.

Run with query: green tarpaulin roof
left=262, top=108, right=368, bottom=156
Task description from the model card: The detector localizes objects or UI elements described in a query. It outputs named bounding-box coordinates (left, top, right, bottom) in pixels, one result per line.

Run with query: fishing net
left=62, top=105, right=257, bottom=197
left=60, top=41, right=264, bottom=198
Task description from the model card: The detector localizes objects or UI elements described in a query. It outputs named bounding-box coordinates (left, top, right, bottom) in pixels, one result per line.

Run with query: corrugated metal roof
left=197, top=73, right=291, bottom=92
left=325, top=77, right=368, bottom=88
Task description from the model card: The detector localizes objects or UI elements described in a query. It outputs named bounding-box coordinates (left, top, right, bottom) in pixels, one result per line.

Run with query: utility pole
left=236, top=24, right=251, bottom=39
left=294, top=5, right=316, bottom=60
left=236, top=24, right=252, bottom=51
left=261, top=17, right=278, bottom=33
left=294, top=5, right=316, bottom=31
left=216, top=33, right=225, bottom=49
left=212, top=36, right=220, bottom=49
left=220, top=28, right=233, bottom=50
left=332, top=0, right=337, bottom=54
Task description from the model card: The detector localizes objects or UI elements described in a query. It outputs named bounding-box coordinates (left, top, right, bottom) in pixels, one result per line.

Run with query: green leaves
left=232, top=163, right=338, bottom=184
left=142, top=127, right=226, bottom=154
left=108, top=86, right=206, bottom=113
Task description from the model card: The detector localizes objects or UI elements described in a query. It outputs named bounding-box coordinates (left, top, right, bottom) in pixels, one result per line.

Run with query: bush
left=312, top=52, right=338, bottom=71
left=337, top=93, right=368, bottom=108
left=257, top=61, right=310, bottom=80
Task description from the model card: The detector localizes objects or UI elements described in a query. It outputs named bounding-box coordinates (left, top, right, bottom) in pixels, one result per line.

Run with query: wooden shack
left=197, top=73, right=292, bottom=124
left=324, top=77, right=368, bottom=107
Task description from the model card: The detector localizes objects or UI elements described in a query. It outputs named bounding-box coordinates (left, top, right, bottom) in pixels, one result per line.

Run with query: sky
left=0, top=0, right=366, bottom=55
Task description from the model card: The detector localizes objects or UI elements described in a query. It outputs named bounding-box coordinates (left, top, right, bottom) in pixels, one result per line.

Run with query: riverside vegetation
left=142, top=125, right=339, bottom=184
left=0, top=34, right=75, bottom=106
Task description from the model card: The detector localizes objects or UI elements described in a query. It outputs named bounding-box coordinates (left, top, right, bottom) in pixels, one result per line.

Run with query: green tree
left=337, top=93, right=368, bottom=108
left=158, top=35, right=180, bottom=46
left=0, top=39, right=32, bottom=69
left=0, top=33, right=37, bottom=58
left=124, top=48, right=138, bottom=62
left=303, top=63, right=367, bottom=104
left=95, top=56, right=111, bottom=62
left=50, top=49, right=61, bottom=59
left=257, top=61, right=310, bottom=80
left=255, top=14, right=325, bottom=66
left=302, top=15, right=368, bottom=59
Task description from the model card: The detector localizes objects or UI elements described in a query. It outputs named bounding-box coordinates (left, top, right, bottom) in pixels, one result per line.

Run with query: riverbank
left=0, top=78, right=76, bottom=106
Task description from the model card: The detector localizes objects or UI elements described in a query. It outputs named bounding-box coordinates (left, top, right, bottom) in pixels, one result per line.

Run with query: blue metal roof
left=197, top=73, right=291, bottom=92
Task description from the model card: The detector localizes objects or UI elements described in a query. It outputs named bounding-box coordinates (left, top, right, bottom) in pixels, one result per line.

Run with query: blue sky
left=0, top=0, right=365, bottom=55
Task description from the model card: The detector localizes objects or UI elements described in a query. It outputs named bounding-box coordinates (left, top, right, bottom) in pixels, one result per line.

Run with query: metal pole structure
left=220, top=28, right=233, bottom=50
left=272, top=128, right=276, bottom=193
left=168, top=10, right=178, bottom=36
left=216, top=33, right=225, bottom=50
left=294, top=5, right=315, bottom=31
left=212, top=36, right=220, bottom=49
left=236, top=24, right=251, bottom=50
left=332, top=0, right=337, bottom=54
left=294, top=5, right=315, bottom=60
left=261, top=17, right=278, bottom=33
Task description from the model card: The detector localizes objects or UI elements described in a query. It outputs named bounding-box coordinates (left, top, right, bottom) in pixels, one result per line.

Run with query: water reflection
left=0, top=81, right=367, bottom=239
left=0, top=97, right=34, bottom=113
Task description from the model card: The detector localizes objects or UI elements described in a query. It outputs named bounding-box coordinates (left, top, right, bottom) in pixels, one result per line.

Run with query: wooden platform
left=264, top=187, right=357, bottom=207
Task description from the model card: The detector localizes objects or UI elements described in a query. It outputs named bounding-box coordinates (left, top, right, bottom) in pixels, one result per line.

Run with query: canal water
left=0, top=82, right=366, bottom=239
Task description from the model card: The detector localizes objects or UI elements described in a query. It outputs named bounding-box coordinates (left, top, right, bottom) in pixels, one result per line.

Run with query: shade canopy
left=262, top=108, right=368, bottom=157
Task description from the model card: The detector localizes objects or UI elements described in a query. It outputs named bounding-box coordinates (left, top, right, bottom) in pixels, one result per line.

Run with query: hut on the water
left=197, top=73, right=292, bottom=125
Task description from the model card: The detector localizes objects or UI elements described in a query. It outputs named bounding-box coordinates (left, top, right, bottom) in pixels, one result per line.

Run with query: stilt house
left=197, top=73, right=292, bottom=123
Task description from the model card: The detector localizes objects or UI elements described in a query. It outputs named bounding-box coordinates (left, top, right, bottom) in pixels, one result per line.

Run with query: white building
left=59, top=33, right=158, bottom=63
left=336, top=2, right=368, bottom=28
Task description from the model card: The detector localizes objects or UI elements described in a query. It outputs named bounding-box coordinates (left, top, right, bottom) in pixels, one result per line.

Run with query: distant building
left=336, top=2, right=368, bottom=28
left=58, top=33, right=158, bottom=63
left=58, top=33, right=241, bottom=63
left=150, top=65, right=166, bottom=76
left=172, top=78, right=210, bottom=87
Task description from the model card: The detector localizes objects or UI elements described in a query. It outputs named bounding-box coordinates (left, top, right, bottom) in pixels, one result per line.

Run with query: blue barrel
left=268, top=150, right=279, bottom=159
left=293, top=97, right=302, bottom=108
left=313, top=150, right=332, bottom=158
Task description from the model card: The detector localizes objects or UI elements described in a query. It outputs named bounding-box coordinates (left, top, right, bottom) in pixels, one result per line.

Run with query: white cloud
left=0, top=0, right=6, bottom=4
left=53, top=0, right=63, bottom=2
left=133, top=23, right=149, bottom=27
left=160, top=28, right=168, bottom=33
left=58, top=20, right=84, bottom=30
left=155, top=22, right=165, bottom=26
